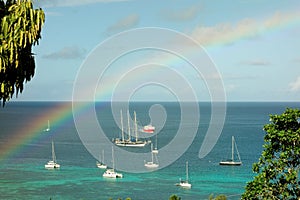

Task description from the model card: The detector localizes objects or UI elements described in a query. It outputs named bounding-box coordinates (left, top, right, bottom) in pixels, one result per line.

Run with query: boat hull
left=142, top=129, right=154, bottom=133
left=114, top=140, right=148, bottom=147
left=143, top=125, right=155, bottom=132
left=219, top=161, right=242, bottom=166
left=144, top=162, right=159, bottom=168
left=103, top=169, right=123, bottom=178
left=116, top=143, right=146, bottom=147
left=179, top=182, right=191, bottom=188
left=176, top=181, right=191, bottom=188
left=97, top=163, right=107, bottom=169
left=45, top=161, right=60, bottom=169
left=97, top=165, right=107, bottom=169
left=152, top=149, right=158, bottom=154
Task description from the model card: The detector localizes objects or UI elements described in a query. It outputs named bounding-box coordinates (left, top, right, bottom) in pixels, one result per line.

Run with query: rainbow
left=190, top=10, right=300, bottom=48
left=0, top=102, right=73, bottom=163
left=1, top=9, right=300, bottom=163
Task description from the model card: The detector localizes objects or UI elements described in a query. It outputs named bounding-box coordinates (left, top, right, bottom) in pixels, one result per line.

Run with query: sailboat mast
left=102, top=149, right=104, bottom=163
left=112, top=146, right=115, bottom=170
left=155, top=134, right=158, bottom=150
left=151, top=143, right=154, bottom=162
left=52, top=140, right=56, bottom=162
left=186, top=161, right=189, bottom=181
left=134, top=111, right=138, bottom=141
left=127, top=110, right=131, bottom=141
left=231, top=136, right=234, bottom=161
left=120, top=110, right=124, bottom=142
left=234, top=137, right=242, bottom=162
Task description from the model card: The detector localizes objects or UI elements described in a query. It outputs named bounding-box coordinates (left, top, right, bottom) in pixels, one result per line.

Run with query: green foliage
left=0, top=0, right=45, bottom=106
left=208, top=194, right=227, bottom=200
left=242, top=108, right=300, bottom=199
left=169, top=194, right=181, bottom=200
left=215, top=194, right=227, bottom=200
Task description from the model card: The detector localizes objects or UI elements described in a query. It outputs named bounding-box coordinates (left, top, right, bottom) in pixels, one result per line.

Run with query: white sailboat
left=96, top=149, right=107, bottom=169
left=176, top=161, right=191, bottom=188
left=152, top=134, right=158, bottom=154
left=219, top=136, right=242, bottom=166
left=103, top=146, right=123, bottom=178
left=44, top=120, right=50, bottom=132
left=114, top=110, right=148, bottom=147
left=144, top=143, right=159, bottom=168
left=45, top=140, right=60, bottom=169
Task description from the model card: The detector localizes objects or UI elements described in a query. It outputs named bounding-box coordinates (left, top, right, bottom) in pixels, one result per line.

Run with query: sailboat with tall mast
left=176, top=161, right=191, bottom=188
left=152, top=134, right=158, bottom=154
left=144, top=143, right=159, bottom=168
left=103, top=146, right=123, bottom=178
left=114, top=110, right=148, bottom=147
left=113, top=110, right=126, bottom=146
left=219, top=136, right=242, bottom=166
left=96, top=149, right=107, bottom=169
left=44, top=120, right=50, bottom=132
left=45, top=140, right=60, bottom=169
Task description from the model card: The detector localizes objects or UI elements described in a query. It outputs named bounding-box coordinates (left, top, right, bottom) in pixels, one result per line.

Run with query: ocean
left=0, top=101, right=298, bottom=200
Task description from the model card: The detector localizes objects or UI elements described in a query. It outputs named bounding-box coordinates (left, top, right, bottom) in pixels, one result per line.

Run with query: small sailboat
left=96, top=149, right=107, bottom=169
left=45, top=140, right=60, bottom=169
left=152, top=134, right=158, bottom=154
left=176, top=161, right=191, bottom=188
left=44, top=120, right=50, bottom=132
left=103, top=146, right=123, bottom=178
left=144, top=143, right=159, bottom=168
left=219, top=136, right=242, bottom=166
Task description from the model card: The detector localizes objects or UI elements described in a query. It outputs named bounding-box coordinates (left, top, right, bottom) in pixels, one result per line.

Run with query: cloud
left=191, top=18, right=258, bottom=46
left=44, top=11, right=62, bottom=17
left=190, top=10, right=300, bottom=46
left=223, top=74, right=258, bottom=80
left=226, top=84, right=237, bottom=92
left=196, top=72, right=256, bottom=81
left=240, top=59, right=271, bottom=66
left=106, top=14, right=139, bottom=34
left=162, top=4, right=202, bottom=22
left=33, top=0, right=128, bottom=8
left=43, top=46, right=86, bottom=60
left=292, top=58, right=300, bottom=63
left=289, top=76, right=300, bottom=92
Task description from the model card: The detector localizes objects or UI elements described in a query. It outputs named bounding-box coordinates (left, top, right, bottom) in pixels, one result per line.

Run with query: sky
left=14, top=0, right=300, bottom=102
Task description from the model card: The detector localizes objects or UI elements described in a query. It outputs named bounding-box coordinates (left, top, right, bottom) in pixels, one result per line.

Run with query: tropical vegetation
left=242, top=108, right=300, bottom=199
left=0, top=0, right=45, bottom=106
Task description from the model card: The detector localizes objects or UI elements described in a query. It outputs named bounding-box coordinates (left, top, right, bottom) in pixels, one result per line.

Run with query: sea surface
left=0, top=101, right=298, bottom=200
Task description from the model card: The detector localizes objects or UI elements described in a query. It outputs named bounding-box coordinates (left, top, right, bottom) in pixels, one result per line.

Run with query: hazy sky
left=16, top=0, right=300, bottom=102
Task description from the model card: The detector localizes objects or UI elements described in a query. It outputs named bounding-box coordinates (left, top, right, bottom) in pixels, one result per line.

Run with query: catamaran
left=45, top=140, right=60, bottom=169
left=144, top=143, right=159, bottom=168
left=114, top=110, right=149, bottom=147
left=176, top=161, right=191, bottom=188
left=96, top=149, right=107, bottom=169
left=103, top=146, right=123, bottom=178
left=219, top=136, right=242, bottom=166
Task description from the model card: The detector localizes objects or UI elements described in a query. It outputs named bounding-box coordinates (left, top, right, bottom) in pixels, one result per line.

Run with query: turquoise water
left=0, top=102, right=298, bottom=200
